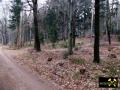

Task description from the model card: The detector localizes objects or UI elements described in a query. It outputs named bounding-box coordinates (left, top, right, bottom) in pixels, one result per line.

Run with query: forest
left=0, top=0, right=119, bottom=90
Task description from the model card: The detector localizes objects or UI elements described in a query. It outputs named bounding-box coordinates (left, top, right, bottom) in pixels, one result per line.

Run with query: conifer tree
left=45, top=8, right=58, bottom=47
left=9, top=0, right=22, bottom=47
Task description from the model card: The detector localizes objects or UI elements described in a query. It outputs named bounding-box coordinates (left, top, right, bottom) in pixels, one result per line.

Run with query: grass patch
left=104, top=61, right=118, bottom=76
left=70, top=57, right=85, bottom=65
left=105, top=65, right=117, bottom=76
left=56, top=40, right=68, bottom=48
left=72, top=71, right=81, bottom=80
left=59, top=41, right=68, bottom=48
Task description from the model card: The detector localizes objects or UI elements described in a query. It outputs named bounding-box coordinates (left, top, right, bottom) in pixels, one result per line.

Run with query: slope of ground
left=2, top=38, right=120, bottom=90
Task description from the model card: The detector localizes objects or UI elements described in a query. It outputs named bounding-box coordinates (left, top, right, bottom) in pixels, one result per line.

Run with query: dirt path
left=0, top=48, right=61, bottom=90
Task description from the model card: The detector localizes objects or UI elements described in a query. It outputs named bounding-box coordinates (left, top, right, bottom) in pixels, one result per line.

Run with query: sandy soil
left=0, top=47, right=61, bottom=90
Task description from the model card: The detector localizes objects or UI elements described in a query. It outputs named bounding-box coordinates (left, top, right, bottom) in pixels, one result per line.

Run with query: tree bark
left=72, top=13, right=76, bottom=47
left=15, top=24, right=20, bottom=48
left=33, top=0, right=41, bottom=51
left=90, top=0, right=94, bottom=42
left=68, top=0, right=73, bottom=55
left=106, top=17, right=111, bottom=45
left=4, top=19, right=8, bottom=45
left=93, top=0, right=100, bottom=63
left=106, top=0, right=111, bottom=45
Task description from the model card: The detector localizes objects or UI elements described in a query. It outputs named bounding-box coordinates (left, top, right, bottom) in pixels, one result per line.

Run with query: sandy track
left=0, top=49, right=60, bottom=90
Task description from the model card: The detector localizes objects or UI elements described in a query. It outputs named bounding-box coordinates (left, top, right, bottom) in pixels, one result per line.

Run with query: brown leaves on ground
left=12, top=41, right=120, bottom=90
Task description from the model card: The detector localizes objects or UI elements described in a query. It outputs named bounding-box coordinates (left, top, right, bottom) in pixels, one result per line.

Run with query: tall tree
left=68, top=0, right=73, bottom=55
left=93, top=0, right=100, bottom=63
left=9, top=0, right=22, bottom=47
left=106, top=0, right=111, bottom=45
left=72, top=11, right=76, bottom=47
left=90, top=0, right=94, bottom=42
left=44, top=8, right=58, bottom=47
left=33, top=0, right=41, bottom=51
left=111, top=0, right=119, bottom=33
left=26, top=0, right=41, bottom=51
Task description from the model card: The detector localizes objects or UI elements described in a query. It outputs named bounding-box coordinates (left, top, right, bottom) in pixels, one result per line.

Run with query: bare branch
left=26, top=0, right=33, bottom=9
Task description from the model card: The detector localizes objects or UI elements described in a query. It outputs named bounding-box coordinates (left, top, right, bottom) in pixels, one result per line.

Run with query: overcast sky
left=0, top=0, right=47, bottom=6
left=0, top=0, right=47, bottom=18
left=0, top=0, right=120, bottom=19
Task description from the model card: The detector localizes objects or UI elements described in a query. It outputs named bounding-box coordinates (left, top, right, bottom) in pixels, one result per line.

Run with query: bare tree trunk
left=106, top=19, right=111, bottom=45
left=93, top=0, right=100, bottom=63
left=90, top=0, right=94, bottom=42
left=68, top=0, right=73, bottom=55
left=1, top=32, right=4, bottom=45
left=72, top=13, right=76, bottom=48
left=29, top=28, right=32, bottom=45
left=18, top=12, right=23, bottom=48
left=4, top=19, right=8, bottom=45
left=33, top=0, right=41, bottom=51
left=106, top=0, right=111, bottom=45
left=15, top=24, right=20, bottom=48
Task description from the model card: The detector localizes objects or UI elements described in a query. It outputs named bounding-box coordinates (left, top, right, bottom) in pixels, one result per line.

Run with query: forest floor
left=2, top=37, right=120, bottom=90
left=0, top=47, right=61, bottom=90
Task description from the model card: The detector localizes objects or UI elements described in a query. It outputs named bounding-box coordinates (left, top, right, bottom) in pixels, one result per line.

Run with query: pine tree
left=9, top=0, right=22, bottom=47
left=45, top=8, right=58, bottom=47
